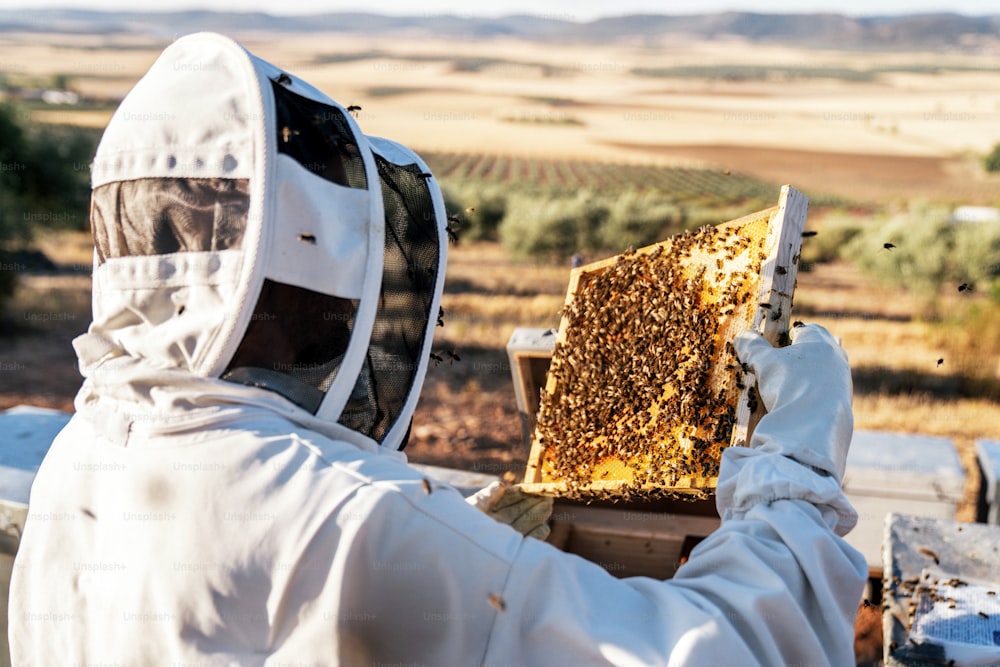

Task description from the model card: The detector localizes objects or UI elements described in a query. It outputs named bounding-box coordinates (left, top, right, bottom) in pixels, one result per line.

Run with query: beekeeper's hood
left=76, top=32, right=447, bottom=452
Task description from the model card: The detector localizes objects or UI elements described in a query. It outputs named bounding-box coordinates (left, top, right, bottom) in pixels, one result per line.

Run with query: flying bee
left=883, top=243, right=896, bottom=250
left=802, top=231, right=818, bottom=238
left=275, top=72, right=292, bottom=86
left=958, top=283, right=971, bottom=292
left=446, top=349, right=461, bottom=363
left=446, top=215, right=462, bottom=244
left=437, top=306, right=445, bottom=327
left=297, top=233, right=317, bottom=244
left=429, top=352, right=444, bottom=365
left=346, top=104, right=362, bottom=117
left=937, top=358, right=944, bottom=367
left=421, top=478, right=433, bottom=495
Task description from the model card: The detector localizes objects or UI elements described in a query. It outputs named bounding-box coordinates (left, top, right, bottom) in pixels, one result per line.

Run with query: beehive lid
left=843, top=430, right=965, bottom=501
left=0, top=406, right=71, bottom=507
left=521, top=185, right=808, bottom=501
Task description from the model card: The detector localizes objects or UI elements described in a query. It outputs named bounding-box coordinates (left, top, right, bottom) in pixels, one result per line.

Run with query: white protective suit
left=9, top=32, right=867, bottom=666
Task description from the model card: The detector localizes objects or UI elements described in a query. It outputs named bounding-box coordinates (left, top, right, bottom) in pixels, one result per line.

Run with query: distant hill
left=0, top=9, right=999, bottom=51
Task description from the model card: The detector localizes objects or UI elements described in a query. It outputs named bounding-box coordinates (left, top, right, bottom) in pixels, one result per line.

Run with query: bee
left=446, top=215, right=462, bottom=244
left=801, top=231, right=818, bottom=238
left=917, top=546, right=940, bottom=565
left=421, top=478, right=433, bottom=495
left=958, top=283, right=971, bottom=292
left=883, top=243, right=896, bottom=250
left=275, top=73, right=292, bottom=86
left=176, top=305, right=186, bottom=316
left=346, top=104, right=362, bottom=117
left=937, top=358, right=944, bottom=367
left=297, top=233, right=317, bottom=244
left=792, top=320, right=805, bottom=328
left=979, top=611, right=990, bottom=619
left=446, top=349, right=461, bottom=363
left=429, top=352, right=444, bottom=365
left=775, top=266, right=787, bottom=275
left=281, top=126, right=300, bottom=143
left=437, top=306, right=445, bottom=328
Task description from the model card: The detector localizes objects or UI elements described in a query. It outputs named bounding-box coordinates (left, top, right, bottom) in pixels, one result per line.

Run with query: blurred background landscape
left=1, top=6, right=1000, bottom=518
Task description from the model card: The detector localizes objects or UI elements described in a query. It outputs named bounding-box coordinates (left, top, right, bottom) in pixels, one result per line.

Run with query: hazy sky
left=6, top=0, right=1000, bottom=20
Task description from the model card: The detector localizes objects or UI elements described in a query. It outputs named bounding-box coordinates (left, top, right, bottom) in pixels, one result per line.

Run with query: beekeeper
left=10, top=32, right=866, bottom=666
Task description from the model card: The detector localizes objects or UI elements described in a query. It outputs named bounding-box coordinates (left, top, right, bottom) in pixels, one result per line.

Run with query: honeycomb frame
left=521, top=185, right=808, bottom=501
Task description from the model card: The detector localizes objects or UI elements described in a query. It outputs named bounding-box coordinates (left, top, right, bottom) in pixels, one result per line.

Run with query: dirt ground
left=609, top=142, right=1000, bottom=204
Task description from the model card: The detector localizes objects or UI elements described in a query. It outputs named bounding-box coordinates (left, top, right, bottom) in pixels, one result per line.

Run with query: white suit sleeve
left=483, top=454, right=867, bottom=667
left=336, top=459, right=865, bottom=667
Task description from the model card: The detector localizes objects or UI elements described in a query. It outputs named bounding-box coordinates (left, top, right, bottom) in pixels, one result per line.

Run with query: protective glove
left=467, top=481, right=553, bottom=540
left=734, top=323, right=854, bottom=483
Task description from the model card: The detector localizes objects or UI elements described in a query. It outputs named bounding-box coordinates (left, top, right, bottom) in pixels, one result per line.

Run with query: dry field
left=3, top=29, right=1000, bottom=520
left=3, top=31, right=1000, bottom=202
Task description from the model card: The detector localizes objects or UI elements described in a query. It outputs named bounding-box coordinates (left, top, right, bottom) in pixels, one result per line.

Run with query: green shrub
left=0, top=103, right=98, bottom=315
left=799, top=213, right=864, bottom=267
left=985, top=142, right=1000, bottom=172
left=843, top=201, right=1000, bottom=314
left=440, top=182, right=507, bottom=243
left=499, top=190, right=608, bottom=261
left=598, top=189, right=683, bottom=252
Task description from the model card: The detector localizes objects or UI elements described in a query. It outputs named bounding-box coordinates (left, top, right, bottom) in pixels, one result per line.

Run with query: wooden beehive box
left=522, top=185, right=808, bottom=501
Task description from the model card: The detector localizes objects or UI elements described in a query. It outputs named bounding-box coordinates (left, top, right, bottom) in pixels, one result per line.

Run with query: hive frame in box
left=522, top=185, right=808, bottom=500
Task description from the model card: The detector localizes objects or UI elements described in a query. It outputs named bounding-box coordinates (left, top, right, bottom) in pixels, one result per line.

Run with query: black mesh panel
left=337, top=156, right=440, bottom=443
left=91, top=177, right=248, bottom=264
left=222, top=279, right=359, bottom=414
left=271, top=80, right=367, bottom=189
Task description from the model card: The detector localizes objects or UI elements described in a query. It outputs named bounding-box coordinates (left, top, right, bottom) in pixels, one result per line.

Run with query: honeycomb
left=521, top=185, right=808, bottom=501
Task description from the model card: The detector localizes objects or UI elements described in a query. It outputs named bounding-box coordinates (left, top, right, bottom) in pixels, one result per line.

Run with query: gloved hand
left=467, top=481, right=553, bottom=540
left=734, top=323, right=853, bottom=483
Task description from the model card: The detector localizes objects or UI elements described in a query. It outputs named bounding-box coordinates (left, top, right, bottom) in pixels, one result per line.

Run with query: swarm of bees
left=523, top=191, right=804, bottom=501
